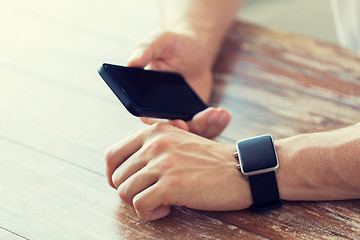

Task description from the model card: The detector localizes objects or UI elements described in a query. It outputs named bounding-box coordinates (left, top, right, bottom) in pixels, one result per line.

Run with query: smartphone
left=98, top=63, right=208, bottom=121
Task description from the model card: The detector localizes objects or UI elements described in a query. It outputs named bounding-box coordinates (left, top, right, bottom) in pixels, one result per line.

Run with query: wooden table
left=1, top=1, right=360, bottom=239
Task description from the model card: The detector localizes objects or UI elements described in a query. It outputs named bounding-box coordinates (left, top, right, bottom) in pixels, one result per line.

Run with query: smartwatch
left=235, top=135, right=282, bottom=212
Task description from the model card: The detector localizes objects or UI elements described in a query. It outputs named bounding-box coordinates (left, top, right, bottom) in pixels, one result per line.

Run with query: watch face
left=237, top=135, right=278, bottom=175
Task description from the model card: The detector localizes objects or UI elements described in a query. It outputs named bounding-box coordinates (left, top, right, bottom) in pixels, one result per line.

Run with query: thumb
left=168, top=119, right=189, bottom=132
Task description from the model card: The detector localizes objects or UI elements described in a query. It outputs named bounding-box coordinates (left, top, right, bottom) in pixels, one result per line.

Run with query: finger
left=141, top=117, right=189, bottom=132
left=168, top=119, right=189, bottom=132
left=188, top=107, right=216, bottom=134
left=104, top=129, right=146, bottom=189
left=116, top=166, right=159, bottom=206
left=127, top=45, right=154, bottom=68
left=188, top=107, right=231, bottom=139
left=201, top=108, right=231, bottom=139
left=127, top=32, right=167, bottom=68
left=132, top=183, right=171, bottom=221
left=140, top=117, right=165, bottom=125
left=111, top=150, right=147, bottom=189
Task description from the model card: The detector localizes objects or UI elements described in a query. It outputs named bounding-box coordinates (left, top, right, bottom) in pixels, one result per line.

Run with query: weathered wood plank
left=0, top=228, right=27, bottom=240
left=209, top=21, right=360, bottom=239
left=0, top=139, right=264, bottom=240
left=0, top=67, right=144, bottom=173
left=213, top=22, right=360, bottom=141
left=200, top=201, right=360, bottom=239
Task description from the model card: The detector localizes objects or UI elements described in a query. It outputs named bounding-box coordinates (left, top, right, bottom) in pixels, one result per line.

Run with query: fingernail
left=218, top=112, right=229, bottom=125
left=208, top=111, right=219, bottom=124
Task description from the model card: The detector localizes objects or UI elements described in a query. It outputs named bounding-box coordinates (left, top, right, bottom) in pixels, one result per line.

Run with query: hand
left=105, top=123, right=252, bottom=221
left=127, top=31, right=231, bottom=138
left=127, top=30, right=213, bottom=103
left=141, top=107, right=231, bottom=139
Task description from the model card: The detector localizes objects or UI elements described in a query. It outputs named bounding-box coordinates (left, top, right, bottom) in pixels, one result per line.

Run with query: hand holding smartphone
left=98, top=63, right=208, bottom=121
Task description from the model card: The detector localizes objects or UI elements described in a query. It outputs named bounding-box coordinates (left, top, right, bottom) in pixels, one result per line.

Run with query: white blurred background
left=241, top=0, right=338, bottom=44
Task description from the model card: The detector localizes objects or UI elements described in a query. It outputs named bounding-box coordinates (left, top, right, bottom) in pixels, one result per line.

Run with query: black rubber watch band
left=249, top=171, right=282, bottom=212
left=235, top=135, right=282, bottom=212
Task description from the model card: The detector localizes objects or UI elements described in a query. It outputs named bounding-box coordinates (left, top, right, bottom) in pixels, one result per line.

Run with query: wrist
left=225, top=143, right=253, bottom=210
left=170, top=26, right=222, bottom=67
left=274, top=136, right=303, bottom=201
left=235, top=135, right=282, bottom=212
left=275, top=134, right=325, bottom=201
left=275, top=127, right=360, bottom=202
left=161, top=0, right=242, bottom=67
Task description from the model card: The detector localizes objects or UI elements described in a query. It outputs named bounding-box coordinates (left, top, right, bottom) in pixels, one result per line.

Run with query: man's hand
left=105, top=123, right=252, bottom=221
left=127, top=31, right=213, bottom=103
left=127, top=31, right=231, bottom=138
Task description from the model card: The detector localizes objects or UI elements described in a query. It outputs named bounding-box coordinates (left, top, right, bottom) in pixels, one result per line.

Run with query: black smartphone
left=98, top=63, right=208, bottom=121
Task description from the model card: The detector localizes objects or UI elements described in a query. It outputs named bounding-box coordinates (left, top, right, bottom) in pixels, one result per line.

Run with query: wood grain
left=0, top=138, right=263, bottom=240
left=212, top=22, right=360, bottom=141
left=208, top=21, right=360, bottom=239
left=1, top=1, right=360, bottom=239
left=200, top=201, right=360, bottom=239
left=0, top=228, right=27, bottom=240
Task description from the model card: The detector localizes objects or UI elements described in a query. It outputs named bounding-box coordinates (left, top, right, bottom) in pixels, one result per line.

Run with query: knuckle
left=104, top=145, right=121, bottom=171
left=104, top=149, right=117, bottom=186
left=117, top=185, right=130, bottom=204
left=142, top=136, right=170, bottom=157
left=104, top=147, right=113, bottom=166
left=150, top=136, right=167, bottom=151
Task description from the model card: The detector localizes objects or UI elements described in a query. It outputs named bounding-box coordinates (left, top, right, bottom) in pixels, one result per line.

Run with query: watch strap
left=248, top=171, right=283, bottom=212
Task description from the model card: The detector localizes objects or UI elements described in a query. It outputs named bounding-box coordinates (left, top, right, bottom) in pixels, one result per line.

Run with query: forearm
left=161, top=0, right=243, bottom=66
left=276, top=122, right=360, bottom=201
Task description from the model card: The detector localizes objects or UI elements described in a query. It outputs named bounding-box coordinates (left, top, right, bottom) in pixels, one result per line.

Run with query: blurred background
left=0, top=0, right=345, bottom=162
left=0, top=0, right=340, bottom=69
left=241, top=0, right=337, bottom=44
left=0, top=0, right=344, bottom=165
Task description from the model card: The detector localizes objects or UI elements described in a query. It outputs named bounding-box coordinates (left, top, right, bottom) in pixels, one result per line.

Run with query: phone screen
left=98, top=63, right=208, bottom=120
